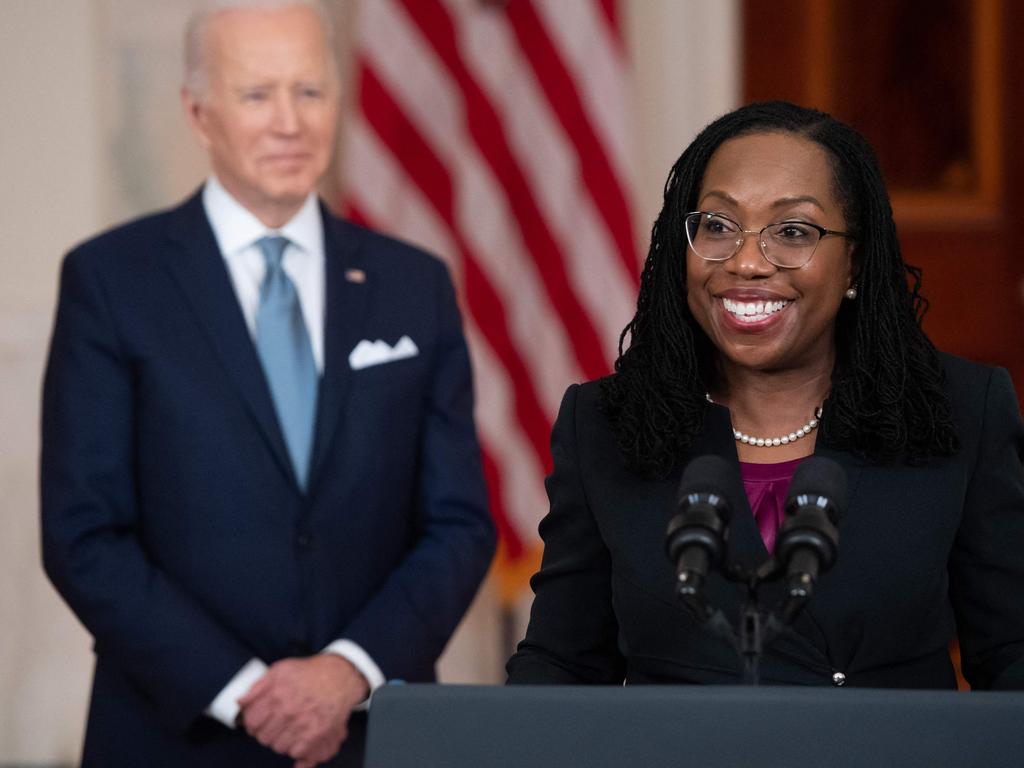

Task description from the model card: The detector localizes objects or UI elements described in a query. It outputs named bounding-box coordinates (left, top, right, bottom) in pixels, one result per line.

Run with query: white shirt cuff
left=205, top=657, right=268, bottom=727
left=322, top=639, right=385, bottom=710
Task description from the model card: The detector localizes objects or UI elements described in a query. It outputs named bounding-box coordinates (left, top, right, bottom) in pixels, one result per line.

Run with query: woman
left=506, top=102, right=1024, bottom=690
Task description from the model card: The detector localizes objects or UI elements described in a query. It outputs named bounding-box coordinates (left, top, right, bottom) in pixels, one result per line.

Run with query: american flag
left=341, top=0, right=640, bottom=601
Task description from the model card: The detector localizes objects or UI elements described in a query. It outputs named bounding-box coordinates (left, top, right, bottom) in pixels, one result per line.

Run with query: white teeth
left=721, top=297, right=790, bottom=322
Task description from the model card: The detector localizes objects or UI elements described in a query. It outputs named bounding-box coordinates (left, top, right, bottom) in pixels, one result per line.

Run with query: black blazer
left=507, top=354, right=1024, bottom=690
left=41, top=191, right=495, bottom=766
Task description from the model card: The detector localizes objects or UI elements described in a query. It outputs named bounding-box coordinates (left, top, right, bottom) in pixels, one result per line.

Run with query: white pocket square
left=348, top=335, right=419, bottom=370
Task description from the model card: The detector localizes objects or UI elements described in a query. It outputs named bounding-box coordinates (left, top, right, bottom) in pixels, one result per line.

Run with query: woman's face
left=686, top=131, right=855, bottom=377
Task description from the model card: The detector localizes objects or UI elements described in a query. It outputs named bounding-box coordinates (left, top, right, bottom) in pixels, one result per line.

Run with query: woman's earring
left=844, top=286, right=858, bottom=300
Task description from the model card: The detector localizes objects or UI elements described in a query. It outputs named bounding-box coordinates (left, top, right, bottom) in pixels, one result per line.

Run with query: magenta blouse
left=739, top=457, right=806, bottom=554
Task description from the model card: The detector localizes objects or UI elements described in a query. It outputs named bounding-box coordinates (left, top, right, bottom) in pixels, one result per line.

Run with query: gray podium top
left=365, top=684, right=1024, bottom=768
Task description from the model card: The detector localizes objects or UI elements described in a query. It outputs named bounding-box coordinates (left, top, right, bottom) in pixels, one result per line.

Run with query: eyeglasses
left=684, top=211, right=853, bottom=270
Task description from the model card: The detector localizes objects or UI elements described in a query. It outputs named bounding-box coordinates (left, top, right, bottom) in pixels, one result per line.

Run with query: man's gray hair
left=183, top=0, right=336, bottom=100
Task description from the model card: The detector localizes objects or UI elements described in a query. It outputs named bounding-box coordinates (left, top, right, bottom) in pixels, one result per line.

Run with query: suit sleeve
left=338, top=262, right=496, bottom=678
left=506, top=384, right=626, bottom=684
left=40, top=251, right=255, bottom=732
left=949, top=366, right=1024, bottom=689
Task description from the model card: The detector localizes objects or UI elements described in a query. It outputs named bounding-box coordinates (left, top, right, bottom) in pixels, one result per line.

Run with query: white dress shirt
left=203, top=175, right=326, bottom=371
left=201, top=176, right=385, bottom=727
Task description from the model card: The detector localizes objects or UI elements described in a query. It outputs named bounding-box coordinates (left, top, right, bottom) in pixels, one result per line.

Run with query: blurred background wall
left=0, top=1, right=739, bottom=762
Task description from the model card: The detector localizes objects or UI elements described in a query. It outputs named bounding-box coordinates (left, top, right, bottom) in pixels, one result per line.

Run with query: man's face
left=183, top=4, right=339, bottom=226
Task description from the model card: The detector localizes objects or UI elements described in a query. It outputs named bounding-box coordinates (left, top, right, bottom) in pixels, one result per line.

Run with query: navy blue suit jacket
left=41, top=190, right=495, bottom=766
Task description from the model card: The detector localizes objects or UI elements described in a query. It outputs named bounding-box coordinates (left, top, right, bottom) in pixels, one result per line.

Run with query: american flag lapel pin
left=345, top=268, right=366, bottom=284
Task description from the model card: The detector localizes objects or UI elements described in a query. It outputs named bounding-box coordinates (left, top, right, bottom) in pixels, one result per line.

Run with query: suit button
left=296, top=532, right=313, bottom=549
left=832, top=672, right=847, bottom=686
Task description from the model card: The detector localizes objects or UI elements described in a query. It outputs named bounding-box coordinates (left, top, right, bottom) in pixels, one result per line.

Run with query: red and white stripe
left=342, top=0, right=639, bottom=582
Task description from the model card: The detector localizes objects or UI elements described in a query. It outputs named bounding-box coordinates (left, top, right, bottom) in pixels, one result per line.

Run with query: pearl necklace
left=705, top=393, right=823, bottom=448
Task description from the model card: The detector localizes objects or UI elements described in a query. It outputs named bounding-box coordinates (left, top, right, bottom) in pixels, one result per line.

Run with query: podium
left=365, top=684, right=1024, bottom=767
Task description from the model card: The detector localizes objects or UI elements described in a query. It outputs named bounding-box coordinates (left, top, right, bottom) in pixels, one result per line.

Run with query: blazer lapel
left=159, top=191, right=298, bottom=488
left=812, top=444, right=864, bottom=513
left=688, top=404, right=767, bottom=570
left=306, top=209, right=372, bottom=493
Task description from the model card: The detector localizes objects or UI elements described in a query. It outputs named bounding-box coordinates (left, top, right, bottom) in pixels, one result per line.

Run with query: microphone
left=665, top=455, right=736, bottom=619
left=776, top=457, right=845, bottom=620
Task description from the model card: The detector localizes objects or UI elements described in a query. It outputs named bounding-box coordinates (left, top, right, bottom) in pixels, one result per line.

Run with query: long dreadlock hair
left=600, top=101, right=958, bottom=478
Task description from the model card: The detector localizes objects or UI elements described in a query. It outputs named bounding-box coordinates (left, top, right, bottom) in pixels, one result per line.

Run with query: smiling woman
left=604, top=108, right=961, bottom=473
left=684, top=131, right=856, bottom=459
left=507, top=101, right=1024, bottom=692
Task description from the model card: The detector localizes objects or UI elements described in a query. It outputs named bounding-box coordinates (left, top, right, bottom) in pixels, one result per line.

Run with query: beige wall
left=0, top=0, right=738, bottom=761
left=1, top=1, right=104, bottom=760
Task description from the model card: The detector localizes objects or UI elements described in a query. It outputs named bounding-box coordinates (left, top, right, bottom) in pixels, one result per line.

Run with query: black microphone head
left=784, top=456, right=847, bottom=523
left=668, top=455, right=738, bottom=612
left=676, top=455, right=739, bottom=520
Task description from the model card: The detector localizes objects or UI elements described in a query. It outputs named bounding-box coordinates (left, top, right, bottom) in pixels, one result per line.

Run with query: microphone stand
left=683, top=557, right=803, bottom=686
left=669, top=456, right=843, bottom=685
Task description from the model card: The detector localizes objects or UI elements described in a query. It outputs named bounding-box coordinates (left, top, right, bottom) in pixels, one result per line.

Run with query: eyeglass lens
left=685, top=213, right=821, bottom=269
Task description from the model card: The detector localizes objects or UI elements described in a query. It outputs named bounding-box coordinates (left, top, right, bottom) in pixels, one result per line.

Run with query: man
left=40, top=2, right=495, bottom=766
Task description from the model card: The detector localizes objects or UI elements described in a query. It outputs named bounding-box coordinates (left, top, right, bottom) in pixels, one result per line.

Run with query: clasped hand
left=238, top=654, right=369, bottom=768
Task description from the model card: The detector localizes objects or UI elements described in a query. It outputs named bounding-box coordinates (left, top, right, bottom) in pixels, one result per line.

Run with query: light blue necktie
left=255, top=236, right=318, bottom=488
